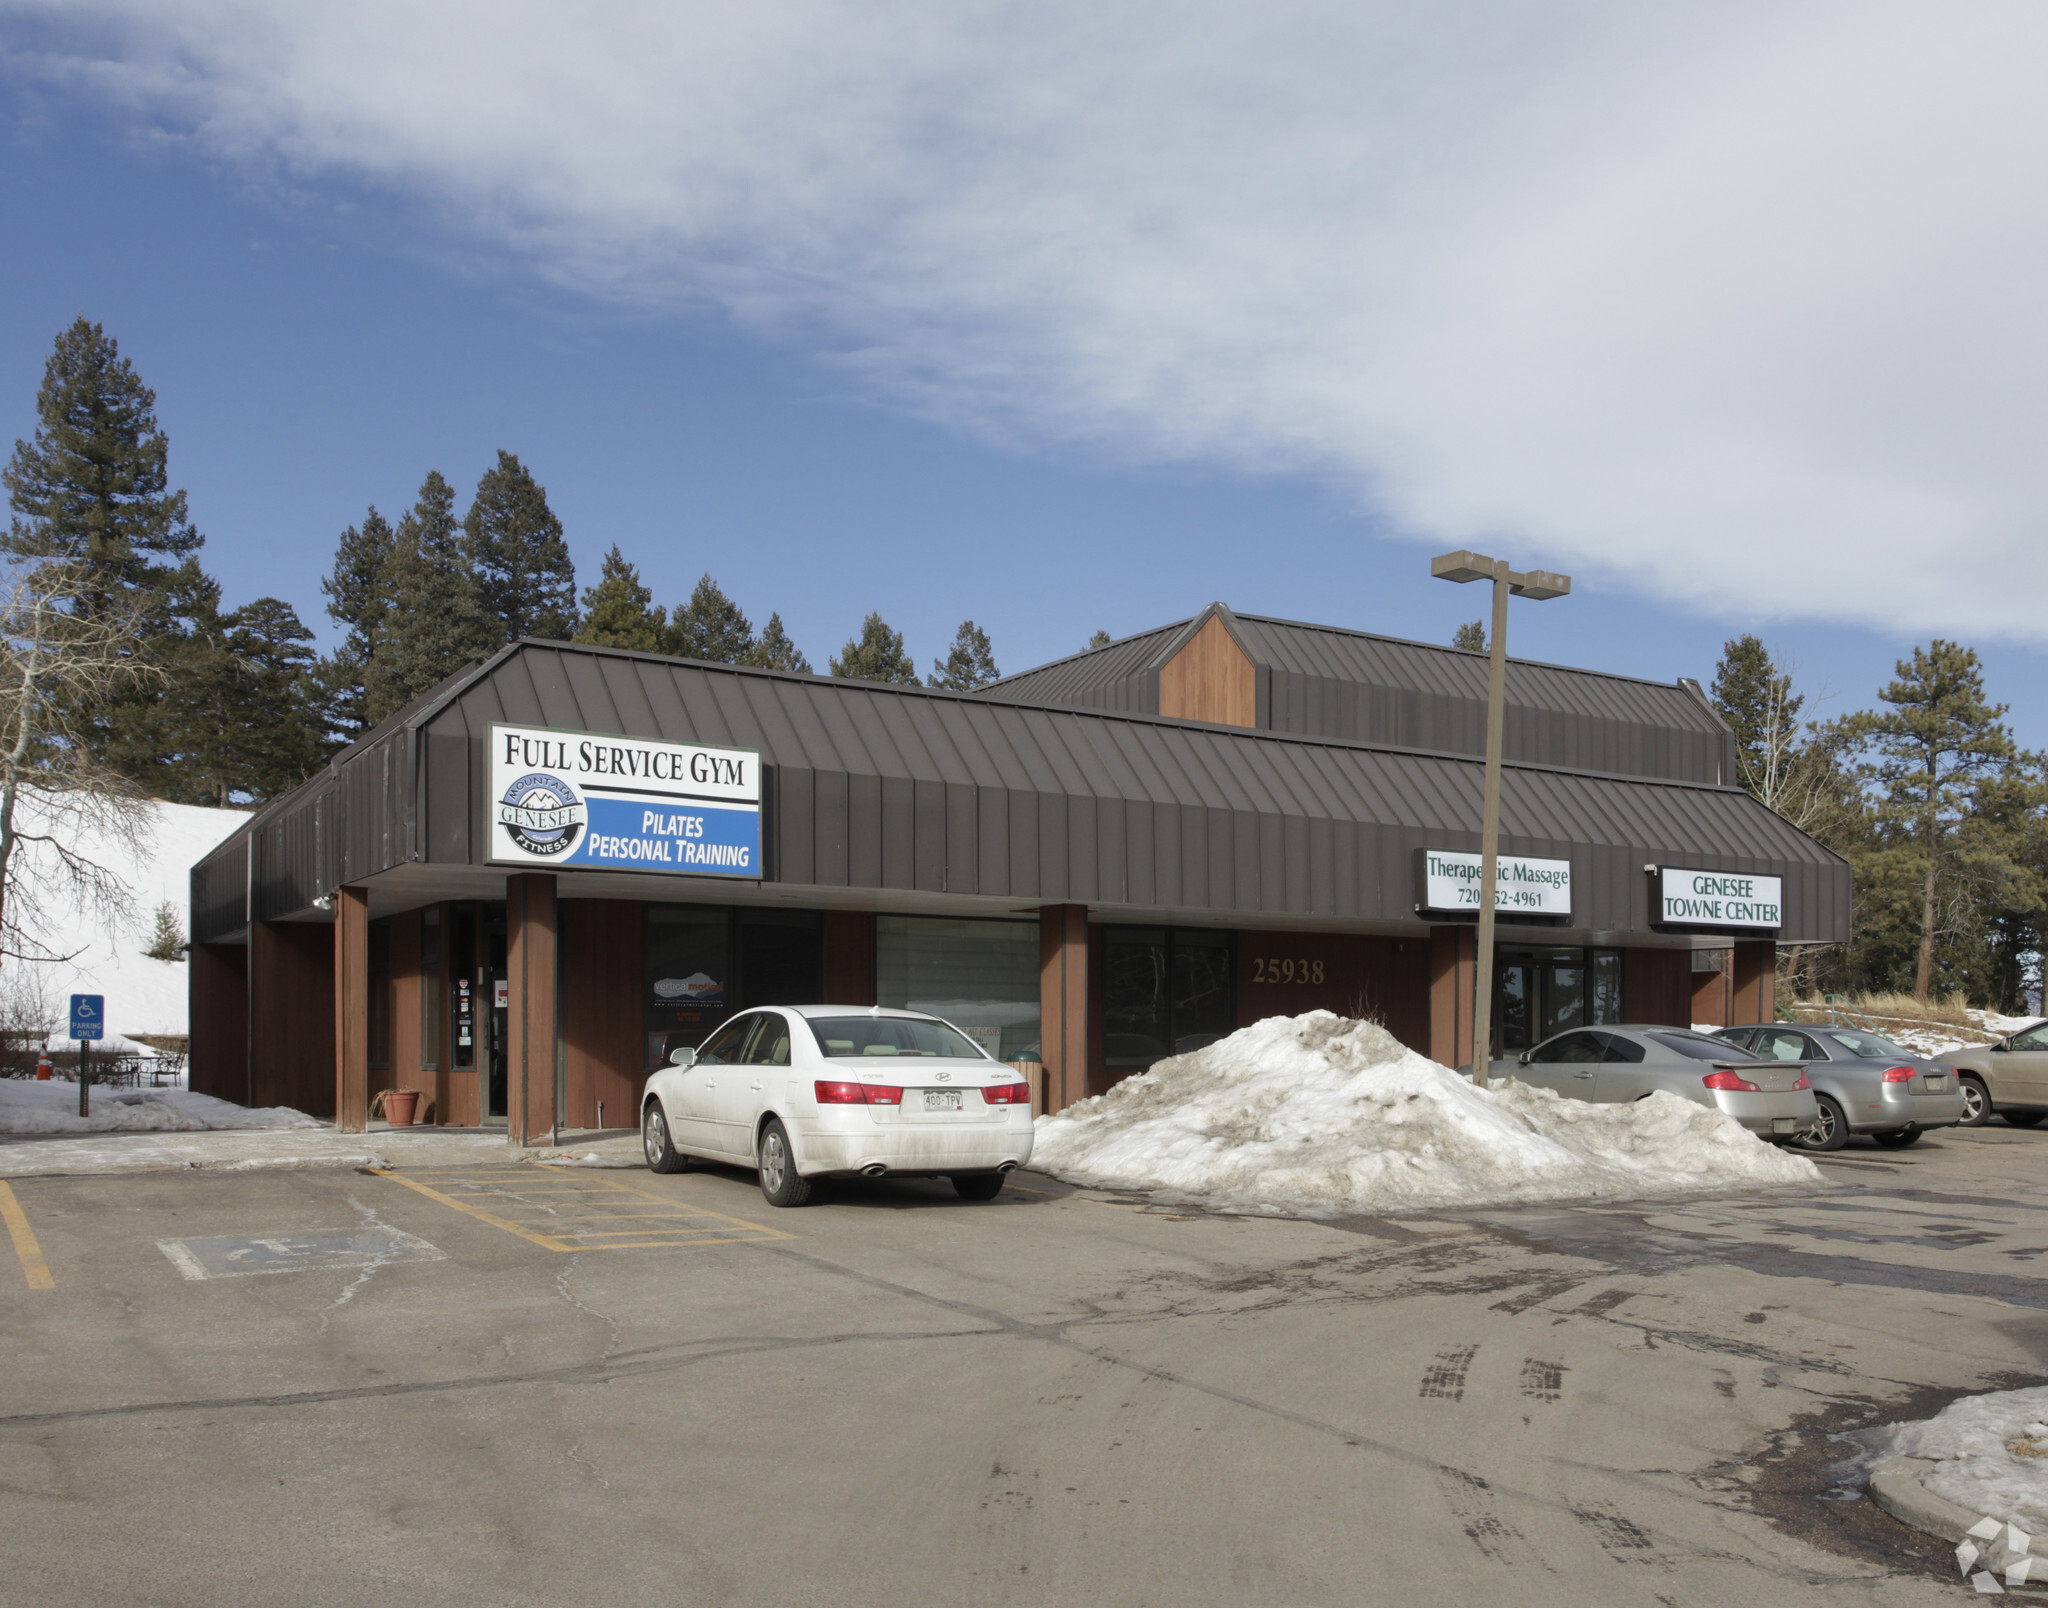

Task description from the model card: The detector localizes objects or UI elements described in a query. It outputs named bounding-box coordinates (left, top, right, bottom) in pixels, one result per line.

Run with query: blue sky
left=4, top=6, right=2045, bottom=745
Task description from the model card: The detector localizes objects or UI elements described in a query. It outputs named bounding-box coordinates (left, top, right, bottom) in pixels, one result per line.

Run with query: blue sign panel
left=488, top=724, right=762, bottom=879
left=69, top=993, right=105, bottom=1040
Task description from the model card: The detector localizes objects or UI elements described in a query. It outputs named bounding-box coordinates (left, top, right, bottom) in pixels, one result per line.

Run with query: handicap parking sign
left=69, top=994, right=104, bottom=1041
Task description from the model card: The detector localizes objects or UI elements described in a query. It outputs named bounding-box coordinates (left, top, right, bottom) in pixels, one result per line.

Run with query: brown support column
left=188, top=942, right=248, bottom=1102
left=1039, top=904, right=1090, bottom=1113
left=506, top=873, right=559, bottom=1146
left=334, top=886, right=370, bottom=1134
left=1730, top=940, right=1775, bottom=1024
left=1428, top=926, right=1475, bottom=1070
left=1690, top=953, right=1731, bottom=1029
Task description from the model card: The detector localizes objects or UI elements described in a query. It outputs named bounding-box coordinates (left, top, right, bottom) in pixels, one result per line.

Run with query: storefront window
left=1590, top=949, right=1624, bottom=1025
left=1497, top=945, right=1627, bottom=1053
left=644, top=906, right=731, bottom=1070
left=876, top=916, right=1040, bottom=1062
left=1103, top=925, right=1235, bottom=1071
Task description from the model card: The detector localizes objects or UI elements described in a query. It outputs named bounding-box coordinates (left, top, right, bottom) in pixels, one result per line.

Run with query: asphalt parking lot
left=5, top=1127, right=2048, bottom=1607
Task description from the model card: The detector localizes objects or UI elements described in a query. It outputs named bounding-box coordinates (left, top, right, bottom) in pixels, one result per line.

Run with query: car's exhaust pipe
left=997, top=1160, right=1018, bottom=1172
left=860, top=1163, right=888, bottom=1177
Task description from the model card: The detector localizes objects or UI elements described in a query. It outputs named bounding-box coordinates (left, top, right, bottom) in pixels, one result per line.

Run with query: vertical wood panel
left=1429, top=925, right=1473, bottom=1069
left=561, top=898, right=641, bottom=1131
left=188, top=942, right=248, bottom=1102
left=251, top=921, right=334, bottom=1117
left=1158, top=615, right=1256, bottom=727
left=1040, top=904, right=1090, bottom=1111
left=1731, top=940, right=1774, bottom=1024
left=388, top=910, right=428, bottom=1110
left=1627, top=947, right=1691, bottom=1030
left=823, top=911, right=877, bottom=1006
left=334, top=886, right=370, bottom=1133
left=506, top=873, right=559, bottom=1144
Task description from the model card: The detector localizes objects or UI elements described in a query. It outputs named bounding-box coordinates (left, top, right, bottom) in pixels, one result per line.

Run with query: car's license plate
left=922, top=1091, right=964, bottom=1112
left=1772, top=1118, right=1798, bottom=1133
left=1926, top=1077, right=1946, bottom=1090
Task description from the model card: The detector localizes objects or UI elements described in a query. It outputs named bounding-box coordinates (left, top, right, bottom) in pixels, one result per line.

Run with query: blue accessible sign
left=487, top=723, right=762, bottom=879
left=69, top=994, right=105, bottom=1040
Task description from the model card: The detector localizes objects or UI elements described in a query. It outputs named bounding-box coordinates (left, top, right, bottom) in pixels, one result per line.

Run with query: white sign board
left=1421, top=850, right=1572, bottom=915
left=1659, top=868, right=1782, bottom=928
left=489, top=724, right=761, bottom=877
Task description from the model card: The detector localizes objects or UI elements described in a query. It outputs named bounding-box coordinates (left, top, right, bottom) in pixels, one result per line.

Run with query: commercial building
left=187, top=603, right=1848, bottom=1137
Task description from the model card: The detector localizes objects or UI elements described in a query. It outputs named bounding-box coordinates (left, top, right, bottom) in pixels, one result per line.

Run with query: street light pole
left=1430, top=550, right=1571, bottom=1086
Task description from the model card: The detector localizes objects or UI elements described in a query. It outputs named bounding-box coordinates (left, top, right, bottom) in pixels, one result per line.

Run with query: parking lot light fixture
left=1430, top=550, right=1572, bottom=1086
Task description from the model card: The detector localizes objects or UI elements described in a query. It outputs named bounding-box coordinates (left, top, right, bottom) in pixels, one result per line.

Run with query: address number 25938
left=1250, top=957, right=1325, bottom=985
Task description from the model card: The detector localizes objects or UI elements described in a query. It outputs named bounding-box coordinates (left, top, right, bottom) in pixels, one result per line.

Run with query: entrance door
left=1494, top=947, right=1592, bottom=1057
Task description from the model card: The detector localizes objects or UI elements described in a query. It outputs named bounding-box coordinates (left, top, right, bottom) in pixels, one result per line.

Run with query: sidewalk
left=0, top=1123, right=643, bottom=1179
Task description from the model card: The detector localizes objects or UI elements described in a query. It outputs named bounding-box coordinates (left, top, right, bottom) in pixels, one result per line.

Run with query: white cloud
left=12, top=0, right=2048, bottom=636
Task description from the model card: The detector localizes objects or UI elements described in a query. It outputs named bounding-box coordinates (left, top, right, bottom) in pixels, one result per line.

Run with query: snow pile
left=0, top=1078, right=316, bottom=1135
left=1031, top=1012, right=1823, bottom=1217
left=1876, top=1386, right=2048, bottom=1536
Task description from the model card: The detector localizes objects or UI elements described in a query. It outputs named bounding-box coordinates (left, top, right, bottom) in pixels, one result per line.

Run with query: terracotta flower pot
left=383, top=1090, right=420, bottom=1127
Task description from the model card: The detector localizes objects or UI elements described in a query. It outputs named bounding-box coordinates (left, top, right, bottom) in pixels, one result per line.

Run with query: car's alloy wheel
left=643, top=1101, right=688, bottom=1173
left=1958, top=1077, right=1992, bottom=1127
left=1798, top=1094, right=1849, bottom=1152
left=757, top=1119, right=812, bottom=1208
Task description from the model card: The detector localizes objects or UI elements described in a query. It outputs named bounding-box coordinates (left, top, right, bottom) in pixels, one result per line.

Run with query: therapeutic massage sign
left=488, top=723, right=761, bottom=878
left=1658, top=867, right=1782, bottom=929
left=1420, top=849, right=1572, bottom=915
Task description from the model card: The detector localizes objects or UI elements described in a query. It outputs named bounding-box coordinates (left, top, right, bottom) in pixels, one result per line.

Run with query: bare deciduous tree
left=0, top=562, right=159, bottom=967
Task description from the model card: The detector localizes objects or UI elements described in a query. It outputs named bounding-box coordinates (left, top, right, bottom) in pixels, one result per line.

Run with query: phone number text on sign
left=1420, top=850, right=1573, bottom=916
left=488, top=723, right=762, bottom=878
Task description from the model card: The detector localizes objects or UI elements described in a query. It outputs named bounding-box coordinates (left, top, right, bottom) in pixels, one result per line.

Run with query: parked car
left=641, top=1005, right=1035, bottom=1206
left=1713, top=1024, right=1967, bottom=1150
left=1493, top=1025, right=1819, bottom=1142
left=1937, top=1020, right=2048, bottom=1128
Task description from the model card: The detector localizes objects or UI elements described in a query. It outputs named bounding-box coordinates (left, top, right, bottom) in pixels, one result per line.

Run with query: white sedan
left=640, top=1005, right=1035, bottom=1206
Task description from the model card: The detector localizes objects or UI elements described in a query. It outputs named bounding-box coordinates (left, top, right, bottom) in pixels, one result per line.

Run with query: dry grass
left=1789, top=990, right=2000, bottom=1040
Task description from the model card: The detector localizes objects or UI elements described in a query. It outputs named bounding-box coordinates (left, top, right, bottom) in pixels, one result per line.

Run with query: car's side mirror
left=669, top=1046, right=698, bottom=1068
left=1518, top=1052, right=1531, bottom=1065
left=1992, top=1040, right=2008, bottom=1053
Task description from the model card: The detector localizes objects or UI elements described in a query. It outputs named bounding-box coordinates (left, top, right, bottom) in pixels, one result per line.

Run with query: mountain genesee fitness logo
left=497, top=771, right=587, bottom=857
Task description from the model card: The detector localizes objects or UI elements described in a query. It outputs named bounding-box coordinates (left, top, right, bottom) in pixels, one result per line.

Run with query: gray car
left=1714, top=1023, right=1967, bottom=1151
left=1492, top=1025, right=1819, bottom=1142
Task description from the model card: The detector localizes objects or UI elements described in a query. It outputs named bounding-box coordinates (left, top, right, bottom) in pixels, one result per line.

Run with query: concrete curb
left=1869, top=1455, right=1993, bottom=1545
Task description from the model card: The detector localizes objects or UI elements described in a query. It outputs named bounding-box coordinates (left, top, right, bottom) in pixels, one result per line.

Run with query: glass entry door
left=1494, top=946, right=1590, bottom=1056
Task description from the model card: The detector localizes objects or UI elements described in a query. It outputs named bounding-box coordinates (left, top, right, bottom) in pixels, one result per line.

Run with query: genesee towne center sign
left=489, top=723, right=761, bottom=877
left=1658, top=867, right=1783, bottom=929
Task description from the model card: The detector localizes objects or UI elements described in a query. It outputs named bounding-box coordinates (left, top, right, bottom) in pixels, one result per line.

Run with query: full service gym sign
left=1659, top=868, right=1782, bottom=929
left=1420, top=849, right=1573, bottom=915
left=488, top=723, right=761, bottom=878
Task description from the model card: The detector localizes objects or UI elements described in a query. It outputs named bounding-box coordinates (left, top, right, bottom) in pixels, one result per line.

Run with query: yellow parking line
left=369, top=1168, right=794, bottom=1253
left=0, top=1182, right=55, bottom=1290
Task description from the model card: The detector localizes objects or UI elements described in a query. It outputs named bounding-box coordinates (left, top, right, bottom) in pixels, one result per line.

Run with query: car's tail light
left=1703, top=1071, right=1761, bottom=1092
left=981, top=1083, right=1032, bottom=1105
left=1881, top=1066, right=1915, bottom=1084
left=1793, top=1072, right=1810, bottom=1089
left=815, top=1080, right=903, bottom=1105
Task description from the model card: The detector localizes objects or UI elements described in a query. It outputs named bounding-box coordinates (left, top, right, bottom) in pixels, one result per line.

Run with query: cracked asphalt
left=6, top=1127, right=2048, bottom=1606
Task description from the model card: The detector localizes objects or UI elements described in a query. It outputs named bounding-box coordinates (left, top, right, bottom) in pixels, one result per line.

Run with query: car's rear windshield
left=1821, top=1029, right=1907, bottom=1060
left=808, top=1017, right=987, bottom=1060
left=1649, top=1030, right=1762, bottom=1062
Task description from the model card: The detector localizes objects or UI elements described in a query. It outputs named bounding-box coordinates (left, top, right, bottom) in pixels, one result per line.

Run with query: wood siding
left=1731, top=940, right=1774, bottom=1025
left=251, top=920, right=334, bottom=1117
left=189, top=941, right=248, bottom=1103
left=822, top=911, right=877, bottom=1006
left=1237, top=932, right=1431, bottom=1056
left=334, top=886, right=370, bottom=1133
left=1158, top=614, right=1256, bottom=727
left=506, top=874, right=558, bottom=1144
left=561, top=898, right=642, bottom=1130
left=1627, top=947, right=1693, bottom=1030
left=1429, top=925, right=1475, bottom=1069
left=1041, top=904, right=1090, bottom=1110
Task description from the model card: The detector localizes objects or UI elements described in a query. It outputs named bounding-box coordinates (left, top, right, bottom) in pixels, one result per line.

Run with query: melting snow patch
left=1873, top=1386, right=2048, bottom=1539
left=1030, top=1012, right=1823, bottom=1217
left=0, top=1078, right=317, bottom=1135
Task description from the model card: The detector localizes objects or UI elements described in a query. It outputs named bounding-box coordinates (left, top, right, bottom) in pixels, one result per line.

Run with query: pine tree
left=668, top=574, right=755, bottom=663
left=1842, top=641, right=2018, bottom=1002
left=318, top=506, right=396, bottom=738
left=1452, top=621, right=1486, bottom=653
left=1088, top=630, right=1112, bottom=651
left=830, top=613, right=920, bottom=684
left=573, top=545, right=668, bottom=652
left=742, top=612, right=812, bottom=674
left=464, top=450, right=578, bottom=642
left=929, top=620, right=999, bottom=690
left=220, top=597, right=329, bottom=800
left=2, top=318, right=202, bottom=609
left=365, top=472, right=498, bottom=723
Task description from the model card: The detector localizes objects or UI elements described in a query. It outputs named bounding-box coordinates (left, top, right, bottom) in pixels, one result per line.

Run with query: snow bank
left=1874, top=1386, right=2048, bottom=1535
left=1030, top=1012, right=1822, bottom=1217
left=0, top=1078, right=316, bottom=1135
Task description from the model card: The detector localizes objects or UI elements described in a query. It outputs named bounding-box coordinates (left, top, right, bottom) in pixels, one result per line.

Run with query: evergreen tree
left=667, top=574, right=755, bottom=663
left=929, top=620, right=999, bottom=690
left=742, top=612, right=812, bottom=674
left=1088, top=629, right=1112, bottom=650
left=464, top=450, right=578, bottom=642
left=1841, top=641, right=2017, bottom=1002
left=318, top=506, right=396, bottom=738
left=219, top=597, right=329, bottom=800
left=2, top=317, right=202, bottom=609
left=365, top=472, right=498, bottom=723
left=830, top=613, right=920, bottom=684
left=573, top=545, right=668, bottom=652
left=1452, top=621, right=1485, bottom=653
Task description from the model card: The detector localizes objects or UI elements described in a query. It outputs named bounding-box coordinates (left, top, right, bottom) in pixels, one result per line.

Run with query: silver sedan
left=1492, top=1025, right=1820, bottom=1142
left=1713, top=1023, right=1966, bottom=1151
